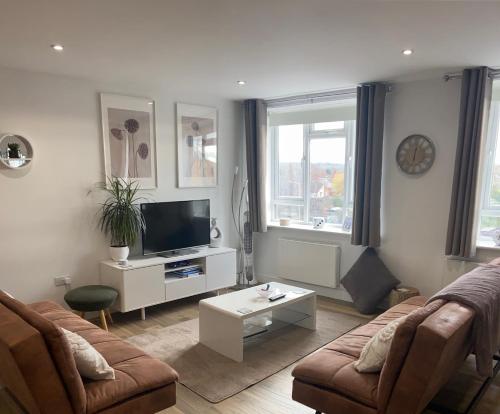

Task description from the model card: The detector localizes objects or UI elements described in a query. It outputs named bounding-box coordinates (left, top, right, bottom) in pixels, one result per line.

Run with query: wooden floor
left=108, top=292, right=500, bottom=414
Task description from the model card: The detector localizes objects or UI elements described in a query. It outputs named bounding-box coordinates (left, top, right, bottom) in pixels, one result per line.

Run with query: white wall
left=254, top=76, right=500, bottom=299
left=381, top=78, right=462, bottom=296
left=0, top=67, right=241, bottom=304
left=380, top=77, right=500, bottom=296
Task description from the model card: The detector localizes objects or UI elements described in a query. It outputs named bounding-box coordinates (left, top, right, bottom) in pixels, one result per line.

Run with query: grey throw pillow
left=341, top=248, right=400, bottom=314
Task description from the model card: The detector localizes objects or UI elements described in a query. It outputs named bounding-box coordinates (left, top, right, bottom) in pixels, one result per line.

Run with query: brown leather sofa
left=292, top=296, right=475, bottom=414
left=0, top=291, right=178, bottom=414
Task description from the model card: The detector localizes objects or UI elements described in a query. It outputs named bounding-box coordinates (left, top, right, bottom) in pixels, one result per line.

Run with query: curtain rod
left=444, top=69, right=500, bottom=81
left=266, top=88, right=356, bottom=107
left=265, top=84, right=392, bottom=108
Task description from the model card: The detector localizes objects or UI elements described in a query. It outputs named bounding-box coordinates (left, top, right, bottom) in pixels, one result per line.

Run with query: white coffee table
left=199, top=282, right=316, bottom=362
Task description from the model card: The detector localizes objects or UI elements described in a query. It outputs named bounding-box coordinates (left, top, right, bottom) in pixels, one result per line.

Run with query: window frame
left=480, top=101, right=500, bottom=218
left=269, top=119, right=356, bottom=228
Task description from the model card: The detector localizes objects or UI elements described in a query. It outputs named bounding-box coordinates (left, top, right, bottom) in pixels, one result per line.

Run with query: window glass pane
left=478, top=215, right=500, bottom=241
left=346, top=128, right=355, bottom=221
left=313, top=121, right=344, bottom=131
left=274, top=203, right=304, bottom=221
left=478, top=97, right=500, bottom=243
left=269, top=101, right=356, bottom=229
left=309, top=137, right=346, bottom=225
left=278, top=125, right=304, bottom=197
left=488, top=122, right=500, bottom=207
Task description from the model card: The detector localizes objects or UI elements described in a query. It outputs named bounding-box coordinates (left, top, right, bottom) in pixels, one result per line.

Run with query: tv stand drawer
left=165, top=274, right=206, bottom=302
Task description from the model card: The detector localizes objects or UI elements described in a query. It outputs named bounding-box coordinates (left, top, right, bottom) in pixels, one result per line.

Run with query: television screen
left=141, top=199, right=210, bottom=255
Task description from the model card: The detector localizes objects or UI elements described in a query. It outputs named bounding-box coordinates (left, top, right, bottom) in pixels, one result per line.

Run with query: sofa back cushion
left=0, top=291, right=86, bottom=414
left=377, top=299, right=445, bottom=412
left=0, top=302, right=74, bottom=414
left=384, top=301, right=474, bottom=414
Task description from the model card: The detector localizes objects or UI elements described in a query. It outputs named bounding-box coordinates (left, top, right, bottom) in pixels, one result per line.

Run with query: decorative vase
left=210, top=218, right=222, bottom=248
left=109, top=246, right=129, bottom=263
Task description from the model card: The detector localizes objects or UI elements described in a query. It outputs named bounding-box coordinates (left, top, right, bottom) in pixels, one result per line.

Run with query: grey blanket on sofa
left=427, top=264, right=500, bottom=377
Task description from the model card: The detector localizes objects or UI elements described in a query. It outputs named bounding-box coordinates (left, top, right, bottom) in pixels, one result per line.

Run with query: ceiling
left=1, top=0, right=499, bottom=99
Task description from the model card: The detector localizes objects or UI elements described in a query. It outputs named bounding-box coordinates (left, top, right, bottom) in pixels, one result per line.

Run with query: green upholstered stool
left=64, top=285, right=118, bottom=331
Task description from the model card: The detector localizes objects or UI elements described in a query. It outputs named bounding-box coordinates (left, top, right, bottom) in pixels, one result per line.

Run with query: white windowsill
left=266, top=222, right=351, bottom=237
left=476, top=240, right=500, bottom=251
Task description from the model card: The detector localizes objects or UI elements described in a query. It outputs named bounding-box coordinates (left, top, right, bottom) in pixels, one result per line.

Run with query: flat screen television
left=140, top=199, right=210, bottom=255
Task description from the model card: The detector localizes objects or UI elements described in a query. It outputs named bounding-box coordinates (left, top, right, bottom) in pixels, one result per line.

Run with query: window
left=268, top=99, right=356, bottom=230
left=478, top=87, right=500, bottom=245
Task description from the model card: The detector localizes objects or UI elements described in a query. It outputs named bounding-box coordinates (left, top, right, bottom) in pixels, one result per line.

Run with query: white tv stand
left=100, top=246, right=236, bottom=320
left=158, top=247, right=201, bottom=257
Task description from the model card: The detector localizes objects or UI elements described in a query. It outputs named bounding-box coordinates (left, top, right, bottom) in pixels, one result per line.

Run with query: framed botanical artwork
left=100, top=93, right=157, bottom=188
left=176, top=103, right=218, bottom=187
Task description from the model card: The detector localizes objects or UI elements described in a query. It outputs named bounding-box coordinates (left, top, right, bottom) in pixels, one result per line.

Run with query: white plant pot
left=109, top=246, right=129, bottom=262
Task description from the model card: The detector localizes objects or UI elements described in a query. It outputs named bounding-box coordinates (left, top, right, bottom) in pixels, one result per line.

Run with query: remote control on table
left=268, top=292, right=286, bottom=301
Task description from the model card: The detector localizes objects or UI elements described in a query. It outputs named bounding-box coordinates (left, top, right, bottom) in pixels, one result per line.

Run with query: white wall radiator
left=278, top=238, right=340, bottom=288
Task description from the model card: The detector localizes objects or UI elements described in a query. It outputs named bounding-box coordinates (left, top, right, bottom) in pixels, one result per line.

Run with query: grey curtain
left=244, top=99, right=268, bottom=233
left=446, top=67, right=492, bottom=257
left=351, top=83, right=387, bottom=247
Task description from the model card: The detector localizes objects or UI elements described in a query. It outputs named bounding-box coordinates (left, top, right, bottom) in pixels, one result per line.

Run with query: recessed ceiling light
left=402, top=49, right=413, bottom=56
left=236, top=80, right=246, bottom=86
left=51, top=44, right=64, bottom=52
left=148, top=101, right=153, bottom=105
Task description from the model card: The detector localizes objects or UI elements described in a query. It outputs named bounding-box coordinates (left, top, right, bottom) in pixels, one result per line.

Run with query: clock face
left=396, top=135, right=435, bottom=175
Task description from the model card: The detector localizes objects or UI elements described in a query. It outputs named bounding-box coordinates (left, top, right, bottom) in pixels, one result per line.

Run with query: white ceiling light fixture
left=148, top=101, right=154, bottom=105
left=236, top=80, right=246, bottom=86
left=51, top=44, right=64, bottom=52
left=402, top=49, right=413, bottom=56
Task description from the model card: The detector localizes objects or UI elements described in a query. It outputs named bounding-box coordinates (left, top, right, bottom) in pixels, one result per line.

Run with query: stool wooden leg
left=99, top=310, right=108, bottom=331
left=105, top=309, right=113, bottom=324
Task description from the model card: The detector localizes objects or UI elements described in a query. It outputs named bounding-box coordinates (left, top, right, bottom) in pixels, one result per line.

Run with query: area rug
left=126, top=309, right=363, bottom=403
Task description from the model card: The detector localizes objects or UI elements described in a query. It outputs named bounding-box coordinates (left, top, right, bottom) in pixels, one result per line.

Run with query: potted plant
left=98, top=177, right=145, bottom=262
left=7, top=143, right=21, bottom=158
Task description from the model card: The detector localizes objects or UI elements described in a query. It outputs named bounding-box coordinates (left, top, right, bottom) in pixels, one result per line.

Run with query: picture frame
left=100, top=93, right=157, bottom=189
left=176, top=103, right=218, bottom=188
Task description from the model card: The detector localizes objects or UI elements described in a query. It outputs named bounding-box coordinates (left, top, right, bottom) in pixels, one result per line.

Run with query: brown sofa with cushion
left=0, top=291, right=178, bottom=414
left=292, top=296, right=475, bottom=414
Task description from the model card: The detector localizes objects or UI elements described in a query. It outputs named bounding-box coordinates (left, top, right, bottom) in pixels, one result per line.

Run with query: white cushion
left=61, top=328, right=115, bottom=380
left=354, top=316, right=406, bottom=373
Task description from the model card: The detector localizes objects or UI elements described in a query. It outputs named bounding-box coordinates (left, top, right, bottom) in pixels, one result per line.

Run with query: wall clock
left=396, top=134, right=435, bottom=175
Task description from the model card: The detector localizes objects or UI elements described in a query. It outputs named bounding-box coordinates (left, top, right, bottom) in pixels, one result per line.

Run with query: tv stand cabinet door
left=123, top=265, right=165, bottom=311
left=206, top=252, right=236, bottom=291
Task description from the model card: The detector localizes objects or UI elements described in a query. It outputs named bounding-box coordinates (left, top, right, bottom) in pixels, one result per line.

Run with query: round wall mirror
left=0, top=134, right=34, bottom=169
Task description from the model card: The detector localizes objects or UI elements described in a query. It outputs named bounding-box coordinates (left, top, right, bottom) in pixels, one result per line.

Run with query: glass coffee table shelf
left=243, top=308, right=313, bottom=342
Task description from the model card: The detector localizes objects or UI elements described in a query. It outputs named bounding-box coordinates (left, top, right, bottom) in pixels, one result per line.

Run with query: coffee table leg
left=297, top=295, right=316, bottom=330
left=199, top=302, right=244, bottom=362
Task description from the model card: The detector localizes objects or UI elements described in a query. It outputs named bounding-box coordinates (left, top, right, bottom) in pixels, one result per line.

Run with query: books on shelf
left=169, top=266, right=203, bottom=278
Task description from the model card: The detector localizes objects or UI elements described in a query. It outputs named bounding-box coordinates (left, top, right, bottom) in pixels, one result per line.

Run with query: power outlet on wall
left=54, top=275, right=72, bottom=287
